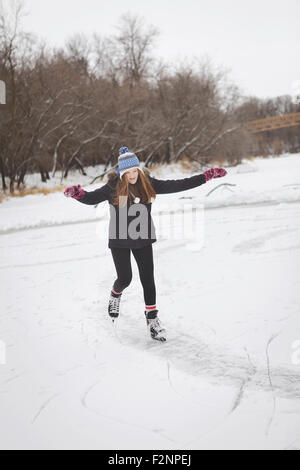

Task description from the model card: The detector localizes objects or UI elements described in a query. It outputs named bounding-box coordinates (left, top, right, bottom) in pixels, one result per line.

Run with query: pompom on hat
left=117, top=147, right=144, bottom=179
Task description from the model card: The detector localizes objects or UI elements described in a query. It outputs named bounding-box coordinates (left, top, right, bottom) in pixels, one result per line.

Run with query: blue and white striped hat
left=117, top=147, right=144, bottom=179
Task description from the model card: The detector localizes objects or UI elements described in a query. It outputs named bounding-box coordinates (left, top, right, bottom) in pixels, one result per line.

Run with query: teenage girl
left=64, top=147, right=227, bottom=342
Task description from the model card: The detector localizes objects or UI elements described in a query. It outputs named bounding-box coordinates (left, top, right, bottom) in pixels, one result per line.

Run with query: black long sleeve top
left=77, top=173, right=207, bottom=249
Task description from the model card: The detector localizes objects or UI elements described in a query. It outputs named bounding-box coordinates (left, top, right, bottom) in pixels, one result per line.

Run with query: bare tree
left=115, top=13, right=159, bottom=86
left=0, top=0, right=33, bottom=191
left=1, top=8, right=296, bottom=196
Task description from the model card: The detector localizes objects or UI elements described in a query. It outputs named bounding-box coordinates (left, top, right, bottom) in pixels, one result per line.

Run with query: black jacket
left=78, top=173, right=207, bottom=249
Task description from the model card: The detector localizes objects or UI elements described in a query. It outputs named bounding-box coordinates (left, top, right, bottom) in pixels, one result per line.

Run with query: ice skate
left=108, top=291, right=122, bottom=321
left=145, top=310, right=167, bottom=342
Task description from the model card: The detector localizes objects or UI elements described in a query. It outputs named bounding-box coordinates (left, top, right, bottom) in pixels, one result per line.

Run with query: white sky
left=20, top=0, right=300, bottom=99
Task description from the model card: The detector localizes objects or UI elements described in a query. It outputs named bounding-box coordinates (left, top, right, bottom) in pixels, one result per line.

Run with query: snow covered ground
left=0, top=153, right=300, bottom=450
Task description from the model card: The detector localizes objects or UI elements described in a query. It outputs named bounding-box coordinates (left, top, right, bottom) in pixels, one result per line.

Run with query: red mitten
left=203, top=168, right=227, bottom=182
left=64, top=185, right=85, bottom=200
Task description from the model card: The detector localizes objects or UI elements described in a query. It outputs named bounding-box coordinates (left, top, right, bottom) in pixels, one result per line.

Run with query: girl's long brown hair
left=106, top=167, right=157, bottom=208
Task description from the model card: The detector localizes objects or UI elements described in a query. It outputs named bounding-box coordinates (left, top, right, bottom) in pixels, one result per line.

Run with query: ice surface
left=0, top=153, right=300, bottom=450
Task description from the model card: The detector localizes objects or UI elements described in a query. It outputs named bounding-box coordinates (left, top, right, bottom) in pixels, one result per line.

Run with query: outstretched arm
left=149, top=168, right=227, bottom=195
left=64, top=184, right=111, bottom=205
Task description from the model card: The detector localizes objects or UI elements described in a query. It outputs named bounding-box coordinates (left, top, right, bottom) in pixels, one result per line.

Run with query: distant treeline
left=0, top=1, right=299, bottom=192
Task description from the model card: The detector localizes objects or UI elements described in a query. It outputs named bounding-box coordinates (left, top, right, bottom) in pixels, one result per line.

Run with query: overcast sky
left=20, top=0, right=300, bottom=99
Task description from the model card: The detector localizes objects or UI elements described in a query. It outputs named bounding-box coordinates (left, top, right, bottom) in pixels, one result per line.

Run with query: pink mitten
left=64, top=185, right=85, bottom=200
left=203, top=168, right=227, bottom=182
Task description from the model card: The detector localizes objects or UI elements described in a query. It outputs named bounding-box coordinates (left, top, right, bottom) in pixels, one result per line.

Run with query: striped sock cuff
left=112, top=289, right=123, bottom=295
left=145, top=305, right=157, bottom=311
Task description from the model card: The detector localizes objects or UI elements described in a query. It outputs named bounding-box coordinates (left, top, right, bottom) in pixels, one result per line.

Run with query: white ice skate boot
left=145, top=310, right=167, bottom=342
left=108, top=291, right=122, bottom=320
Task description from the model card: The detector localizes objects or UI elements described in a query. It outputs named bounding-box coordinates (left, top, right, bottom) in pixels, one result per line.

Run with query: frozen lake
left=0, top=154, right=300, bottom=450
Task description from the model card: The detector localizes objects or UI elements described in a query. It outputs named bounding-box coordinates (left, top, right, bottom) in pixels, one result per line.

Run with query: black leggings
left=110, top=245, right=156, bottom=306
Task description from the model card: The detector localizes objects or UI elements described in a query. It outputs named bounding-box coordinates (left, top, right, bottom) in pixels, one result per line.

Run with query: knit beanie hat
left=117, top=147, right=144, bottom=179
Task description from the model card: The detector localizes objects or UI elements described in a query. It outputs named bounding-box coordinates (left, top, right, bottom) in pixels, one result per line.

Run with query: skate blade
left=152, top=335, right=167, bottom=342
